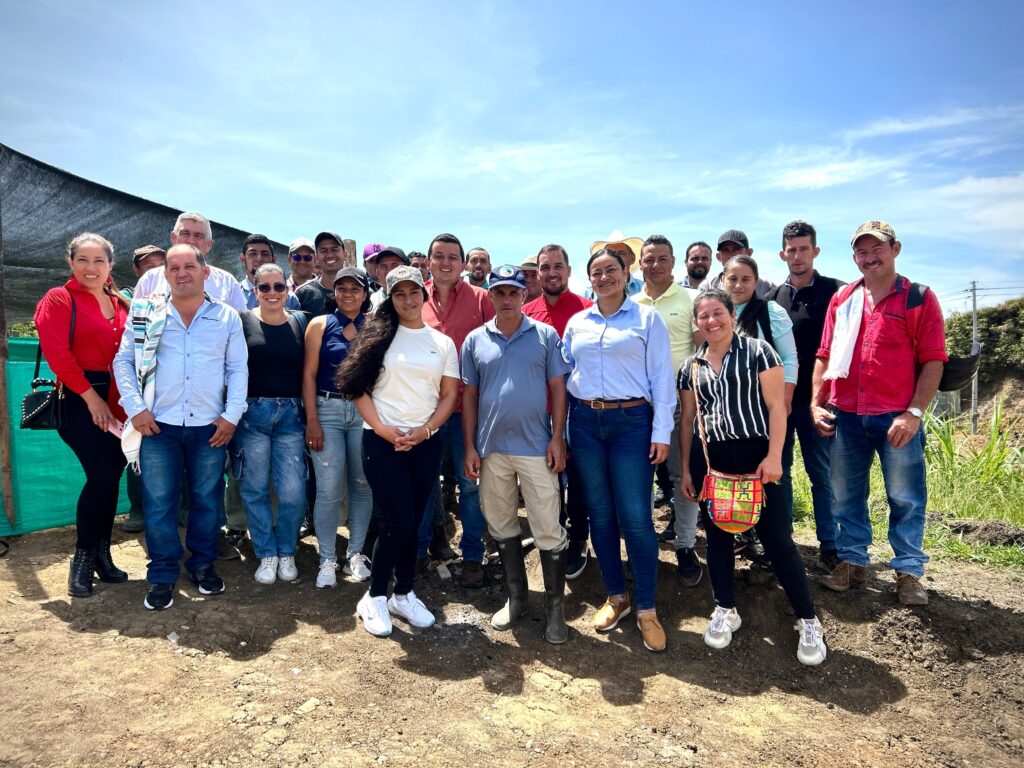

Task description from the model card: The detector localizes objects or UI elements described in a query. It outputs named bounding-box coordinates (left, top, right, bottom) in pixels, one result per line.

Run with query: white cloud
left=842, top=105, right=1024, bottom=141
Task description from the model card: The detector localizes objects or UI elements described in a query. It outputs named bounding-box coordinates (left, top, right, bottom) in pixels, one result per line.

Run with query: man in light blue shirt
left=114, top=244, right=248, bottom=611
left=461, top=265, right=571, bottom=644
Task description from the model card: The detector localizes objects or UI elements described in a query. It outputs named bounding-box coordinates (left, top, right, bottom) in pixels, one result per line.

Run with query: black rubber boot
left=68, top=548, right=96, bottom=597
left=540, top=547, right=568, bottom=644
left=429, top=524, right=457, bottom=562
left=491, top=538, right=528, bottom=630
left=94, top=540, right=128, bottom=583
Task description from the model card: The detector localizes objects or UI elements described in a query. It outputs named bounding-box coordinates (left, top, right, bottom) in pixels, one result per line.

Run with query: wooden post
left=0, top=144, right=16, bottom=526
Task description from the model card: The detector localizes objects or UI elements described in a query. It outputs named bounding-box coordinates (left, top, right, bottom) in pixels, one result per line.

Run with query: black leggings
left=56, top=373, right=127, bottom=549
left=362, top=430, right=442, bottom=597
left=691, top=437, right=815, bottom=619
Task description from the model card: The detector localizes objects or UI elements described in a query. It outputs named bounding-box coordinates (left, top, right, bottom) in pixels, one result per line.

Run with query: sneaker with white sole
left=343, top=553, right=372, bottom=582
left=797, top=617, right=827, bottom=666
left=316, top=561, right=338, bottom=589
left=357, top=591, right=393, bottom=637
left=387, top=590, right=435, bottom=628
left=254, top=556, right=279, bottom=585
left=277, top=556, right=298, bottom=582
left=703, top=606, right=742, bottom=649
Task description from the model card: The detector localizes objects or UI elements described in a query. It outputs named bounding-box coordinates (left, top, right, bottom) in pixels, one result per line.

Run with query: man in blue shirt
left=462, top=265, right=572, bottom=644
left=238, top=234, right=300, bottom=311
left=114, top=244, right=249, bottom=611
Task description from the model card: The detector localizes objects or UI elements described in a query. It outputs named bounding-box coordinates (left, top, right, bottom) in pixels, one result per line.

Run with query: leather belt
left=317, top=390, right=345, bottom=400
left=576, top=398, right=648, bottom=410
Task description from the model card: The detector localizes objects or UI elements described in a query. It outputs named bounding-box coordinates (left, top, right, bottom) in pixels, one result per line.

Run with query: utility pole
left=971, top=280, right=979, bottom=435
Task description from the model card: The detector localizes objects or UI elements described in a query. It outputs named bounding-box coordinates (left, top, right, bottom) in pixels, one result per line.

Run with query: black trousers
left=691, top=437, right=815, bottom=619
left=362, top=430, right=442, bottom=597
left=56, top=372, right=127, bottom=549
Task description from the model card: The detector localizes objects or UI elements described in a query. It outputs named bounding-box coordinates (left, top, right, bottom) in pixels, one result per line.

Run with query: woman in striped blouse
left=678, top=289, right=827, bottom=666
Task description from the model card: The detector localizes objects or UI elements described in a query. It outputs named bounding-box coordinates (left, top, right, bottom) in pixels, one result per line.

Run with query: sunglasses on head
left=290, top=253, right=314, bottom=262
left=256, top=282, right=288, bottom=294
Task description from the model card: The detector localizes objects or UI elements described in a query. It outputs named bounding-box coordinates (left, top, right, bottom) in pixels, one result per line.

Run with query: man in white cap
left=520, top=254, right=542, bottom=302
left=287, top=237, right=317, bottom=293
left=583, top=231, right=645, bottom=299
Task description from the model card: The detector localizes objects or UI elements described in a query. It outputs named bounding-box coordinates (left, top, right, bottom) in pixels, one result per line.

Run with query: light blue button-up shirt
left=562, top=297, right=676, bottom=444
left=115, top=298, right=249, bottom=426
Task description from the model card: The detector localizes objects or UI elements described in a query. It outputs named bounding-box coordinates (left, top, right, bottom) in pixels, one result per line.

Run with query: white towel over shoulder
left=823, top=286, right=864, bottom=381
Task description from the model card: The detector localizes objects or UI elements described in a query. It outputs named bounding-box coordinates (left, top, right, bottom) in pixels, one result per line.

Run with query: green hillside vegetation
left=944, top=297, right=1024, bottom=387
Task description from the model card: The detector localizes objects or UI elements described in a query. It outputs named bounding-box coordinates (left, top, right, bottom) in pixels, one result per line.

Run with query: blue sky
left=3, top=1, right=1023, bottom=314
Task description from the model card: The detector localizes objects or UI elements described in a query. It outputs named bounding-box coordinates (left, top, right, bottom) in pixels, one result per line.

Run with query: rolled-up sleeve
left=646, top=311, right=676, bottom=444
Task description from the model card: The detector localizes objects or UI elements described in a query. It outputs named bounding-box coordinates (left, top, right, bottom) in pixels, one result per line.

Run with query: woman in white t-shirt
left=337, top=265, right=460, bottom=638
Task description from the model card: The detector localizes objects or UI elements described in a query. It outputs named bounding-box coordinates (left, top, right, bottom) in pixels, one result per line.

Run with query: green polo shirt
left=636, top=282, right=699, bottom=374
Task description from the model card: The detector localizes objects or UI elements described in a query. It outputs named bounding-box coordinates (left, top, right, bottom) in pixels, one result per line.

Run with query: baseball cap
left=385, top=264, right=426, bottom=297
left=717, top=230, right=749, bottom=249
left=132, top=245, right=165, bottom=265
left=520, top=254, right=538, bottom=270
left=376, top=246, right=411, bottom=266
left=362, top=243, right=385, bottom=263
left=314, top=231, right=344, bottom=248
left=488, top=265, right=527, bottom=290
left=851, top=220, right=897, bottom=247
left=288, top=237, right=314, bottom=254
left=333, top=266, right=370, bottom=289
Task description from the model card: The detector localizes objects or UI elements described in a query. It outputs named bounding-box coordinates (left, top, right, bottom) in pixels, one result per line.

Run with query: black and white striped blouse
left=676, top=333, right=781, bottom=442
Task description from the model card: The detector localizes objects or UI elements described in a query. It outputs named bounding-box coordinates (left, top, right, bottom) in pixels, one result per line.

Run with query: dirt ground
left=1, top=512, right=1022, bottom=768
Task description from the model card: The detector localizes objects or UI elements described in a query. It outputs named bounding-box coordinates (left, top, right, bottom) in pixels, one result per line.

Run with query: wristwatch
left=907, top=407, right=923, bottom=419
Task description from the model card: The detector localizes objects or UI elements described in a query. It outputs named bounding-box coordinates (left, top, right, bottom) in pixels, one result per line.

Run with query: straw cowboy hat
left=590, top=230, right=644, bottom=274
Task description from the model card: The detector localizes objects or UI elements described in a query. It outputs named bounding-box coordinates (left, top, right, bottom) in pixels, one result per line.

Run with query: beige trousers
left=479, top=453, right=567, bottom=551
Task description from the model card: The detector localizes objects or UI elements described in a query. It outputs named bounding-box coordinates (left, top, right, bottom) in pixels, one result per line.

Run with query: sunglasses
left=290, top=253, right=314, bottom=262
left=256, top=282, right=288, bottom=294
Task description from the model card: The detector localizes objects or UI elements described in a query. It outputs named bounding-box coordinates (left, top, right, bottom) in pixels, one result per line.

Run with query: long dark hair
left=724, top=255, right=766, bottom=339
left=336, top=297, right=400, bottom=398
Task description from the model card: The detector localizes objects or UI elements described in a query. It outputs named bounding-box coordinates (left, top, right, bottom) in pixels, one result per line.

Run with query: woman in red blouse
left=34, top=233, right=132, bottom=597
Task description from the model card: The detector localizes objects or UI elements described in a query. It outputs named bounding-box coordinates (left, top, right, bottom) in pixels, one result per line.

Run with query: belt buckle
left=593, top=400, right=607, bottom=410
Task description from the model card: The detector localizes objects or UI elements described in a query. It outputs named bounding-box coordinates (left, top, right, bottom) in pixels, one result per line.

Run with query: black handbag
left=20, top=291, right=76, bottom=430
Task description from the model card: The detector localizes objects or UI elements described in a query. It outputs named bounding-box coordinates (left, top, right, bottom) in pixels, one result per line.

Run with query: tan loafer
left=636, top=612, right=666, bottom=652
left=594, top=595, right=632, bottom=632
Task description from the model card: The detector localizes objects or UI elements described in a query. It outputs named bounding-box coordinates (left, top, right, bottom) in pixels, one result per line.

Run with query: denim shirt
left=115, top=298, right=248, bottom=426
left=562, top=298, right=676, bottom=444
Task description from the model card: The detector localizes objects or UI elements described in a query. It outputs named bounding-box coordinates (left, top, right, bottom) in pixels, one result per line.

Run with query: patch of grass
left=792, top=402, right=1023, bottom=571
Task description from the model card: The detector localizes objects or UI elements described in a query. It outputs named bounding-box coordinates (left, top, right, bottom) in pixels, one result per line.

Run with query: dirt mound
left=945, top=518, right=1024, bottom=548
left=1, top=524, right=1023, bottom=767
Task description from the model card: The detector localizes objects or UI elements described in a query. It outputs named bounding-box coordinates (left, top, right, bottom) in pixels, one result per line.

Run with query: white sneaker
left=357, top=591, right=393, bottom=637
left=343, top=553, right=372, bottom=582
left=254, top=556, right=279, bottom=585
left=316, top=561, right=338, bottom=589
left=703, top=606, right=742, bottom=649
left=387, top=590, right=436, bottom=628
left=277, top=556, right=298, bottom=582
left=797, top=617, right=827, bottom=666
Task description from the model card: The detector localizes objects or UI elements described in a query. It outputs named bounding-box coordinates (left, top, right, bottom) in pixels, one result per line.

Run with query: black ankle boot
left=68, top=548, right=96, bottom=597
left=94, top=540, right=128, bottom=583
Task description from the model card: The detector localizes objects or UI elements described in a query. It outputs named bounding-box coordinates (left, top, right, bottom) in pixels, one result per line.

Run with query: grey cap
left=385, top=264, right=426, bottom=297
left=717, top=229, right=749, bottom=249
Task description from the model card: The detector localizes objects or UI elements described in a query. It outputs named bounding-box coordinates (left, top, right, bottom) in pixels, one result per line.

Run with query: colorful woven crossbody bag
left=690, top=360, right=764, bottom=534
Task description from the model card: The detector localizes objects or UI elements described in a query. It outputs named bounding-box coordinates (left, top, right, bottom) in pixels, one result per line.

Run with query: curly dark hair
left=336, top=298, right=401, bottom=398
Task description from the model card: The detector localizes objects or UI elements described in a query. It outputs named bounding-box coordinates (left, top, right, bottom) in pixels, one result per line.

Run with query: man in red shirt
left=523, top=244, right=593, bottom=578
left=419, top=233, right=495, bottom=587
left=812, top=221, right=946, bottom=605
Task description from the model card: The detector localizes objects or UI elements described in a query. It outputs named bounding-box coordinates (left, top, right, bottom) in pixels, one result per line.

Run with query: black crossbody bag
left=20, top=291, right=76, bottom=430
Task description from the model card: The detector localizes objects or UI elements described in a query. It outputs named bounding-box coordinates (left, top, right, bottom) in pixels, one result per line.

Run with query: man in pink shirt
left=523, top=244, right=593, bottom=579
left=419, top=233, right=496, bottom=587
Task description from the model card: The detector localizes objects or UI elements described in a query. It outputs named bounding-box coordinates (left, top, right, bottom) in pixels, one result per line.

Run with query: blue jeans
left=141, top=422, right=226, bottom=585
left=831, top=409, right=929, bottom=577
left=310, top=397, right=372, bottom=562
left=234, top=398, right=308, bottom=559
left=568, top=400, right=658, bottom=611
left=780, top=404, right=837, bottom=550
left=416, top=412, right=486, bottom=562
